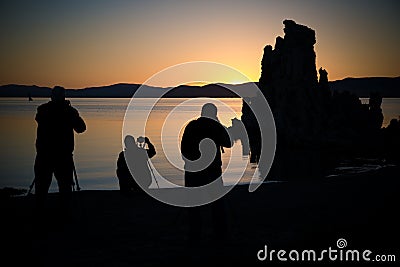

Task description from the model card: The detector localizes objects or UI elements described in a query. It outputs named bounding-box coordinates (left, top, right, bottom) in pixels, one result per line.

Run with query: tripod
left=137, top=138, right=159, bottom=189
left=147, top=160, right=159, bottom=189
left=27, top=157, right=81, bottom=195
left=72, top=160, right=81, bottom=191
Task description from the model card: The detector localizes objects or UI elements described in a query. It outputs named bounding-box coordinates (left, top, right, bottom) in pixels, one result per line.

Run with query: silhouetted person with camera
left=117, top=135, right=156, bottom=195
left=34, top=86, right=86, bottom=219
left=181, top=103, right=233, bottom=246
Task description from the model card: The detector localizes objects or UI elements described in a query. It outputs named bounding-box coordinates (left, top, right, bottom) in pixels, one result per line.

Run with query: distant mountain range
left=0, top=77, right=399, bottom=98
left=0, top=83, right=246, bottom=98
left=329, top=77, right=400, bottom=97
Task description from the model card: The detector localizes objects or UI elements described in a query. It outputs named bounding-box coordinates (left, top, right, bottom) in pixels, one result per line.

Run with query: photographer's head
left=201, top=103, right=217, bottom=120
left=124, top=135, right=136, bottom=149
left=51, top=86, right=66, bottom=102
left=137, top=136, right=145, bottom=143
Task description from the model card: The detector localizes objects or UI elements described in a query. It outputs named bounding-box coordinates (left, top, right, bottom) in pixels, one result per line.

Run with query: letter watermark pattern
left=257, top=238, right=396, bottom=263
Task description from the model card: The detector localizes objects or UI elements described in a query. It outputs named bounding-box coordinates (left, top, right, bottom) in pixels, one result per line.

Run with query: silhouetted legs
left=249, top=129, right=261, bottom=163
left=34, top=154, right=53, bottom=215
left=54, top=155, right=73, bottom=218
left=211, top=198, right=227, bottom=240
left=34, top=154, right=73, bottom=221
left=187, top=198, right=227, bottom=246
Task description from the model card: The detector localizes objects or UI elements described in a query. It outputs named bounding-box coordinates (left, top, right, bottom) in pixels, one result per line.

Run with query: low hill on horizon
left=0, top=83, right=246, bottom=98
left=329, top=77, right=400, bottom=97
left=0, top=77, right=399, bottom=98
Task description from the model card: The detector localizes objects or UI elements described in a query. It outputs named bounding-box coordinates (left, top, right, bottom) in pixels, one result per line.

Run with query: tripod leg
left=72, top=159, right=81, bottom=191
left=147, top=161, right=159, bottom=188
left=27, top=178, right=35, bottom=195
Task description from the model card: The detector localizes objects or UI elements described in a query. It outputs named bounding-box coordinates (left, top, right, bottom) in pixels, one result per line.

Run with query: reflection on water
left=0, top=98, right=130, bottom=191
left=0, top=97, right=398, bottom=191
left=0, top=98, right=257, bottom=191
left=326, top=158, right=395, bottom=177
left=360, top=98, right=400, bottom=127
left=124, top=97, right=257, bottom=188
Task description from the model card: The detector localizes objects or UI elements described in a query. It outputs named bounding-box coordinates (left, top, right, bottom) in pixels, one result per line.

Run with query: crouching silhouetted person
left=116, top=135, right=156, bottom=195
left=34, top=86, right=86, bottom=217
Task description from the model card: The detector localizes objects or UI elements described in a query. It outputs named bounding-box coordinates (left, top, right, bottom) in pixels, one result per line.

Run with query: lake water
left=0, top=98, right=259, bottom=191
left=0, top=97, right=399, bottom=192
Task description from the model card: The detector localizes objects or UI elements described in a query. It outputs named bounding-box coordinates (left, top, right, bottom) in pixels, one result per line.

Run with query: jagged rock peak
left=282, top=19, right=316, bottom=47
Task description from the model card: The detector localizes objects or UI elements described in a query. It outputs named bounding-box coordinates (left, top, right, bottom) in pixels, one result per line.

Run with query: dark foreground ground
left=2, top=166, right=399, bottom=266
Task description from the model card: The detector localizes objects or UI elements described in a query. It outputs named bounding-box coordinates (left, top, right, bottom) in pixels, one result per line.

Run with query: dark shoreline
left=2, top=165, right=399, bottom=266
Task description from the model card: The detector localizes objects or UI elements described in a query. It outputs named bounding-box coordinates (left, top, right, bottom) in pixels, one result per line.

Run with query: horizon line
left=1, top=75, right=400, bottom=90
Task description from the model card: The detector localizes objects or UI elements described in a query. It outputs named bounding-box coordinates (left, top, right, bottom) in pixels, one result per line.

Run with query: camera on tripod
left=137, top=136, right=146, bottom=148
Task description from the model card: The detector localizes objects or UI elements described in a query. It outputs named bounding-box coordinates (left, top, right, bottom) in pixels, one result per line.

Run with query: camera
left=227, top=117, right=250, bottom=156
left=136, top=136, right=146, bottom=148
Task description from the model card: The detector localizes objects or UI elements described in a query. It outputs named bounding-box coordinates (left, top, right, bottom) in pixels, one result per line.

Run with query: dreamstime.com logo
left=122, top=61, right=276, bottom=207
left=257, top=238, right=397, bottom=263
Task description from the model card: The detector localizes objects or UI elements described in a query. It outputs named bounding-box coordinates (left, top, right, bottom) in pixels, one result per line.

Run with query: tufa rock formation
left=242, top=20, right=387, bottom=180
left=257, top=19, right=329, bottom=146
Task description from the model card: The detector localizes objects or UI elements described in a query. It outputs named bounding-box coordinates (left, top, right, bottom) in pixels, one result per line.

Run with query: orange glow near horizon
left=0, top=1, right=399, bottom=89
left=181, top=81, right=211, bottom=87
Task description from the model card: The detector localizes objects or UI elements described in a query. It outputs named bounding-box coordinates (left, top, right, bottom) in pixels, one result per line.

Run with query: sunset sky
left=1, top=0, right=399, bottom=88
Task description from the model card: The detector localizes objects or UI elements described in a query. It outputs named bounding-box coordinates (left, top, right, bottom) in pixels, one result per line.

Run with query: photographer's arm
left=219, top=123, right=233, bottom=149
left=70, top=107, right=86, bottom=134
left=145, top=137, right=156, bottom=158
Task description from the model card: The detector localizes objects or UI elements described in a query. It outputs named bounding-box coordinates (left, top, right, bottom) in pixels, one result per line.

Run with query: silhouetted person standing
left=181, top=103, right=233, bottom=187
left=117, top=135, right=156, bottom=195
left=34, top=86, right=86, bottom=216
left=181, top=103, right=233, bottom=245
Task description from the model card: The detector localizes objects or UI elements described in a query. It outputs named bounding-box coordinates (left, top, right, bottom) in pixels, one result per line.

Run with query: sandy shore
left=2, top=166, right=399, bottom=266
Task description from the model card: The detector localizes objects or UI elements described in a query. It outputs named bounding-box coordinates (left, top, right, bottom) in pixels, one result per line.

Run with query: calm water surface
left=0, top=97, right=399, bottom=191
left=0, top=98, right=257, bottom=191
